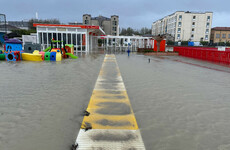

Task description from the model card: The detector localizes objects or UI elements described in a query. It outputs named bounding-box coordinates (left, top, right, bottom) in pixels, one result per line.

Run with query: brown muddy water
left=1, top=51, right=230, bottom=150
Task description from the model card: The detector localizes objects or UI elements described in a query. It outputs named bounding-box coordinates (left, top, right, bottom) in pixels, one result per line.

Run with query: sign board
left=217, top=46, right=226, bottom=51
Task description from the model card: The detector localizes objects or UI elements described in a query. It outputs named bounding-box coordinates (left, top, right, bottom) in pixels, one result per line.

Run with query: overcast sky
left=1, top=0, right=230, bottom=29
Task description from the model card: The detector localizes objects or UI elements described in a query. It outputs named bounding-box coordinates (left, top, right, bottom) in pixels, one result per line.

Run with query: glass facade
left=37, top=27, right=92, bottom=52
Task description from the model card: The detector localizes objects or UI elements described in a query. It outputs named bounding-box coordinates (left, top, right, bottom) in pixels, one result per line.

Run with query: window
left=177, top=28, right=181, bottom=33
left=48, top=33, right=52, bottom=44
left=68, top=34, right=71, bottom=44
left=179, top=15, right=182, bottom=20
left=206, top=23, right=210, bottom=28
left=43, top=33, right=47, bottom=44
left=63, top=33, right=66, bottom=44
left=73, top=34, right=76, bottom=45
left=192, top=22, right=195, bottom=27
left=193, top=16, right=196, bottom=20
left=229, top=34, right=230, bottom=39
left=53, top=33, right=57, bottom=41
left=222, top=34, right=226, bottom=38
left=178, top=22, right=182, bottom=27
left=216, top=34, right=220, bottom=38
left=191, top=34, right=194, bottom=38
left=39, top=33, right=42, bottom=44
left=113, top=21, right=117, bottom=26
left=86, top=17, right=88, bottom=19
left=114, top=18, right=116, bottom=21
left=205, top=35, right=208, bottom=40
left=112, top=27, right=117, bottom=31
left=177, top=34, right=180, bottom=39
left=192, top=28, right=195, bottom=31
left=85, top=20, right=89, bottom=24
left=207, top=16, right=210, bottom=21
left=58, top=33, right=61, bottom=42
left=206, top=29, right=209, bottom=33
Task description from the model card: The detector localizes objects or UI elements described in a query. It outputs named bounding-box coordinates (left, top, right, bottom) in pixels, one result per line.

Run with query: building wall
left=83, top=14, right=91, bottom=25
left=91, top=20, right=99, bottom=26
left=211, top=30, right=230, bottom=43
left=83, top=14, right=119, bottom=36
left=102, top=20, right=111, bottom=35
left=152, top=11, right=213, bottom=42
left=111, top=15, right=119, bottom=36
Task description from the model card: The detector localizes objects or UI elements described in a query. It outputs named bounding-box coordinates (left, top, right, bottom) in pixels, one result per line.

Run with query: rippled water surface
left=1, top=51, right=230, bottom=150
left=116, top=53, right=230, bottom=150
left=0, top=52, right=104, bottom=150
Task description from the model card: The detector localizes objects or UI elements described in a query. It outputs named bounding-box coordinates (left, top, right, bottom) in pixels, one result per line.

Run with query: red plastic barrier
left=174, top=46, right=230, bottom=65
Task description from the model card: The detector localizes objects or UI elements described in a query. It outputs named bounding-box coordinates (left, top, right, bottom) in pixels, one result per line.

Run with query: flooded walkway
left=1, top=52, right=230, bottom=150
left=76, top=54, right=145, bottom=149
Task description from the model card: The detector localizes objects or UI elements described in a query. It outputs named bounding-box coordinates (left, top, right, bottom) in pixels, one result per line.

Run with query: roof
left=33, top=23, right=99, bottom=29
left=33, top=23, right=105, bottom=35
left=212, top=27, right=230, bottom=31
left=5, top=38, right=22, bottom=44
left=152, top=11, right=213, bottom=24
left=91, top=15, right=111, bottom=21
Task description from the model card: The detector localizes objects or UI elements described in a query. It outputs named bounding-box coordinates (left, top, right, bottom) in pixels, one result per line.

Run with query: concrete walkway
left=75, top=54, right=145, bottom=149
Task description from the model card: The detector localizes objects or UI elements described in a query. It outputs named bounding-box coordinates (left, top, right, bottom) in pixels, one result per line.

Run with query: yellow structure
left=56, top=52, right=62, bottom=61
left=21, top=50, right=43, bottom=61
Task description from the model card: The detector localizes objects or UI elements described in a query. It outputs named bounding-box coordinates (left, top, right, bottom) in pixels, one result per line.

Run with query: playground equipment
left=21, top=50, right=43, bottom=61
left=0, top=38, right=78, bottom=62
left=21, top=39, right=77, bottom=61
left=45, top=39, right=77, bottom=60
left=0, top=50, right=5, bottom=60
left=24, top=42, right=41, bottom=53
left=4, top=38, right=23, bottom=61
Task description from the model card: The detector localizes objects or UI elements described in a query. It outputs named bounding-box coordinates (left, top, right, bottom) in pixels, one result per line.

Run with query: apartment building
left=83, top=14, right=119, bottom=36
left=210, top=27, right=230, bottom=43
left=152, top=11, right=213, bottom=42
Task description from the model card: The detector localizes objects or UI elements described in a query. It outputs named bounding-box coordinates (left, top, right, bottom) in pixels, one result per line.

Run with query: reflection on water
left=1, top=52, right=230, bottom=150
left=116, top=54, right=230, bottom=150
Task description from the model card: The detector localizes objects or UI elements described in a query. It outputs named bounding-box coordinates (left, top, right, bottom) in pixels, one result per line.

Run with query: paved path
left=75, top=54, right=145, bottom=149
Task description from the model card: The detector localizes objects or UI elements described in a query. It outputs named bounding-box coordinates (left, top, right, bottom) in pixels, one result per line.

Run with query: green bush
left=181, top=41, right=189, bottom=46
left=167, top=40, right=174, bottom=46
left=143, top=49, right=153, bottom=53
left=200, top=41, right=208, bottom=46
left=218, top=42, right=226, bottom=46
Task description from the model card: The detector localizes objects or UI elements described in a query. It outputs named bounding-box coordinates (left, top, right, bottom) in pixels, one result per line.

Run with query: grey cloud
left=1, top=0, right=230, bottom=29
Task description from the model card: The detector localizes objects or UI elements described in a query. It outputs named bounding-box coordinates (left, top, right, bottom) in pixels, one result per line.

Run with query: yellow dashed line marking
left=75, top=54, right=145, bottom=149
left=81, top=54, right=139, bottom=130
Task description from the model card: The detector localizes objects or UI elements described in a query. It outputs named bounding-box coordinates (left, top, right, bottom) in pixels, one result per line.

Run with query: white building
left=34, top=24, right=105, bottom=52
left=152, top=11, right=213, bottom=42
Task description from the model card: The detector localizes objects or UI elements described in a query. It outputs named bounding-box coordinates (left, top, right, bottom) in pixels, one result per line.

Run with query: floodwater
left=0, top=52, right=104, bottom=150
left=1, top=51, right=230, bottom=150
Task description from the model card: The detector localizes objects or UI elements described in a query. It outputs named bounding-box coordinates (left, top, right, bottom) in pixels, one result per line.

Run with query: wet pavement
left=1, top=51, right=230, bottom=150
